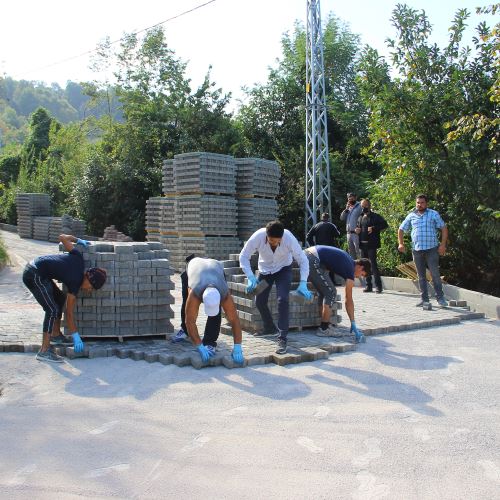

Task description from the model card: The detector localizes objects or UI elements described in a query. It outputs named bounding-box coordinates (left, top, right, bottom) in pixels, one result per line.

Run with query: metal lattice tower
left=305, top=0, right=331, bottom=236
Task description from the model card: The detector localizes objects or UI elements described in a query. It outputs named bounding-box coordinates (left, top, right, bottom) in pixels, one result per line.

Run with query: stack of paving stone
left=235, top=158, right=280, bottom=240
left=162, top=159, right=174, bottom=194
left=145, top=197, right=175, bottom=242
left=156, top=153, right=241, bottom=270
left=16, top=193, right=51, bottom=238
left=219, top=253, right=342, bottom=335
left=62, top=241, right=175, bottom=338
left=102, top=225, right=132, bottom=242
left=32, top=216, right=52, bottom=241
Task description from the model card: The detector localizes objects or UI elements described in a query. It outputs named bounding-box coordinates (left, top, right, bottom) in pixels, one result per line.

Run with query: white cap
left=202, top=287, right=221, bottom=317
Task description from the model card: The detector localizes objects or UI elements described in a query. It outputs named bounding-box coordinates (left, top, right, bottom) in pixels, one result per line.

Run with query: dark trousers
left=412, top=247, right=444, bottom=302
left=22, top=264, right=66, bottom=334
left=180, top=271, right=221, bottom=347
left=360, top=247, right=382, bottom=290
left=256, top=265, right=292, bottom=340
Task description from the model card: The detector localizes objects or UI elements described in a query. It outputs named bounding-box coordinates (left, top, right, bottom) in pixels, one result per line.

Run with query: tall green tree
left=358, top=5, right=500, bottom=294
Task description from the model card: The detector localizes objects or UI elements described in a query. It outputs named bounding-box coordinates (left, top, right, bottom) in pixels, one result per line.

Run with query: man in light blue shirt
left=239, top=220, right=312, bottom=354
left=398, top=194, right=449, bottom=307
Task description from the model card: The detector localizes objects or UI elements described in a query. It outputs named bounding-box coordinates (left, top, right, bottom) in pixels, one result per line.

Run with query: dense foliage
left=358, top=4, right=499, bottom=294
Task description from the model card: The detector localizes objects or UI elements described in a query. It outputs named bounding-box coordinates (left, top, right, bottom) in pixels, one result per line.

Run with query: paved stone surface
left=0, top=229, right=485, bottom=369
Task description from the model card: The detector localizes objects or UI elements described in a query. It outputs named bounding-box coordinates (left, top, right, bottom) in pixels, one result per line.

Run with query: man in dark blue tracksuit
left=22, top=233, right=106, bottom=363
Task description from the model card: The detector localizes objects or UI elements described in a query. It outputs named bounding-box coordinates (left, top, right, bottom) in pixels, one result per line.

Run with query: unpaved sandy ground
left=1, top=231, right=499, bottom=499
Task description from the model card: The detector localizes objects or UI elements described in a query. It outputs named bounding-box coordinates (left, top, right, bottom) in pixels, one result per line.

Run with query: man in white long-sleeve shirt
left=239, top=220, right=312, bottom=354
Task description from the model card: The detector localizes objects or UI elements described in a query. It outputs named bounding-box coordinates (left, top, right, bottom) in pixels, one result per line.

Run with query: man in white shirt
left=239, top=220, right=312, bottom=354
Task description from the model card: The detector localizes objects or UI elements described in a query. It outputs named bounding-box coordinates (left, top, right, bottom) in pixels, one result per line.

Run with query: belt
left=348, top=231, right=357, bottom=234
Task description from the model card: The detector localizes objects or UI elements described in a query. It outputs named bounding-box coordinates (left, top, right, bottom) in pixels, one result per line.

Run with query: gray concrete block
left=222, top=355, right=248, bottom=369
left=173, top=352, right=192, bottom=367
left=144, top=351, right=160, bottom=363
left=158, top=353, right=174, bottom=365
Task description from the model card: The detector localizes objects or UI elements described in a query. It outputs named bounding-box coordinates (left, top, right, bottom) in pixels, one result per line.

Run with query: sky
left=0, top=0, right=488, bottom=108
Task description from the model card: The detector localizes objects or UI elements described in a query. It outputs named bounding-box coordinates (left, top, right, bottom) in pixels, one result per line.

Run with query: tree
left=236, top=16, right=377, bottom=238
left=358, top=5, right=500, bottom=294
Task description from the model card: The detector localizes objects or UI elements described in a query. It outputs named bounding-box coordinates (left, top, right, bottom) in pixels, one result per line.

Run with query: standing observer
left=398, top=194, right=449, bottom=307
left=355, top=199, right=388, bottom=293
left=340, top=192, right=362, bottom=259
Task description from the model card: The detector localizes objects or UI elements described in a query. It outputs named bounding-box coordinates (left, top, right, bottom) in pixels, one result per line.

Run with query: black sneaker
left=275, top=338, right=287, bottom=354
left=363, top=287, right=373, bottom=293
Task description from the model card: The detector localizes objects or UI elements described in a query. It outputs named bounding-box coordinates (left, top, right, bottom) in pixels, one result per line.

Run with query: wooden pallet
left=396, top=261, right=433, bottom=281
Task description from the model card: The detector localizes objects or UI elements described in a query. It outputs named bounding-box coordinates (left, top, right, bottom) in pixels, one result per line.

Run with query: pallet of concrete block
left=145, top=197, right=163, bottom=241
left=173, top=152, right=236, bottom=195
left=162, top=159, right=174, bottom=194
left=159, top=235, right=184, bottom=270
left=102, top=225, right=132, bottom=242
left=63, top=241, right=175, bottom=338
left=237, top=197, right=278, bottom=239
left=235, top=158, right=280, bottom=197
left=220, top=254, right=342, bottom=334
left=48, top=216, right=72, bottom=243
left=71, top=218, right=86, bottom=238
left=175, top=194, right=237, bottom=234
left=146, top=197, right=176, bottom=241
left=16, top=193, right=51, bottom=238
left=32, top=216, right=52, bottom=241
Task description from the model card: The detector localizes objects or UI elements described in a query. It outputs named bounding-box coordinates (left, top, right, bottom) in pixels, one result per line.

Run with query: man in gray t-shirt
left=174, top=257, right=244, bottom=365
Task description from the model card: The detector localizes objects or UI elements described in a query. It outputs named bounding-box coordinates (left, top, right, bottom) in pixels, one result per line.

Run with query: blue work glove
left=72, top=332, right=85, bottom=352
left=246, top=274, right=259, bottom=294
left=232, top=344, right=244, bottom=364
left=76, top=238, right=90, bottom=247
left=296, top=280, right=313, bottom=300
left=350, top=321, right=366, bottom=343
left=197, top=344, right=215, bottom=363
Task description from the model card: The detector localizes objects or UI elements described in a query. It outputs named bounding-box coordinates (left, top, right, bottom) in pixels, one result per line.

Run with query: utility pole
left=305, top=0, right=331, bottom=237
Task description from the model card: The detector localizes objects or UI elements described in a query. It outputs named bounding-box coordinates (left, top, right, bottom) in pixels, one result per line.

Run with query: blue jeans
left=412, top=247, right=444, bottom=302
left=256, top=265, right=292, bottom=340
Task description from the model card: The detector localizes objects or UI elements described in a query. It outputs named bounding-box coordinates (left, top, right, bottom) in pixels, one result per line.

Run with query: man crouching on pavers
left=305, top=245, right=371, bottom=343
left=180, top=256, right=244, bottom=365
left=22, top=234, right=107, bottom=363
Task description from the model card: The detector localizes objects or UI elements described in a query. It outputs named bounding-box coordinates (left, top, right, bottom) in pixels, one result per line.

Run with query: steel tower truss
left=305, top=0, right=331, bottom=236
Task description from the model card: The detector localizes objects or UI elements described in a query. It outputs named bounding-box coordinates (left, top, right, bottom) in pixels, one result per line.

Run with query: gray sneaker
left=437, top=297, right=449, bottom=307
left=36, top=348, right=64, bottom=363
left=415, top=300, right=424, bottom=307
left=316, top=326, right=343, bottom=338
left=50, top=334, right=73, bottom=345
left=276, top=338, right=287, bottom=354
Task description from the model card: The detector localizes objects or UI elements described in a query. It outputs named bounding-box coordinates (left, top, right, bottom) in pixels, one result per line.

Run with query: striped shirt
left=399, top=208, right=445, bottom=251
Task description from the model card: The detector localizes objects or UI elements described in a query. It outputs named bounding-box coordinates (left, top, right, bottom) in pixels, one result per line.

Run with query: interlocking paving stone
left=0, top=235, right=488, bottom=369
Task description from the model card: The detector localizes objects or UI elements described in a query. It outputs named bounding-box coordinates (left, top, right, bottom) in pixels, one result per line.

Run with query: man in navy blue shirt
left=22, top=234, right=107, bottom=363
left=305, top=245, right=371, bottom=343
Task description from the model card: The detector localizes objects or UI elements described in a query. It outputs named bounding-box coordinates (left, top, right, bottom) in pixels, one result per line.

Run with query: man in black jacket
left=306, top=212, right=340, bottom=247
left=355, top=199, right=388, bottom=293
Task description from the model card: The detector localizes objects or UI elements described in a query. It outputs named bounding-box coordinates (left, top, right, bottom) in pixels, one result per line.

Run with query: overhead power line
left=18, top=0, right=217, bottom=78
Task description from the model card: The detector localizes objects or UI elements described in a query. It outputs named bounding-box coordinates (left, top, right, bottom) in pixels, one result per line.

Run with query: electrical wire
left=18, top=0, right=217, bottom=78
